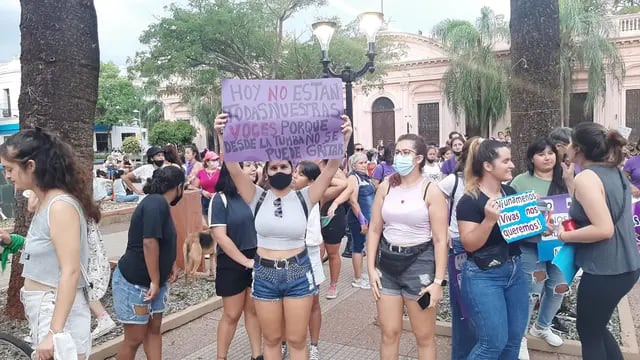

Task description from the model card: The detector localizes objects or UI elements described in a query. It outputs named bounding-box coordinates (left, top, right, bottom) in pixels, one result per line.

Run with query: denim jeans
left=462, top=255, right=529, bottom=360
left=448, top=238, right=475, bottom=360
left=115, top=194, right=139, bottom=203
left=112, top=267, right=170, bottom=325
left=520, top=244, right=567, bottom=329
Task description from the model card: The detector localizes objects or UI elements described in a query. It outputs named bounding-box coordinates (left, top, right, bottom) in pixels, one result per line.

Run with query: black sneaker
left=555, top=309, right=577, bottom=321
left=341, top=249, right=352, bottom=258
left=551, top=317, right=570, bottom=334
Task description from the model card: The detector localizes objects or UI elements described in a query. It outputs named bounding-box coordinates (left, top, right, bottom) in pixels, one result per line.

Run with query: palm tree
left=559, top=0, right=625, bottom=126
left=433, top=7, right=510, bottom=137
left=7, top=0, right=100, bottom=319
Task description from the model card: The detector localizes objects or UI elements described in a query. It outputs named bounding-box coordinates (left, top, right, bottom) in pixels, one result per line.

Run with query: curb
left=91, top=296, right=223, bottom=360
left=400, top=295, right=639, bottom=359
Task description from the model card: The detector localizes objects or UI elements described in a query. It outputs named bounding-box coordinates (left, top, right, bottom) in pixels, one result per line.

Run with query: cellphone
left=417, top=292, right=431, bottom=310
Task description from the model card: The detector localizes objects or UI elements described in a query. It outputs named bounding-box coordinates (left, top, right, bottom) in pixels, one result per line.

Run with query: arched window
left=372, top=97, right=394, bottom=112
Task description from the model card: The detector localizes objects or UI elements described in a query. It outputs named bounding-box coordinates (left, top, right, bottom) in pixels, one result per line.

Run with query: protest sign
left=617, top=126, right=632, bottom=140
left=633, top=199, right=640, bottom=252
left=538, top=193, right=572, bottom=261
left=552, top=244, right=579, bottom=284
left=496, top=191, right=546, bottom=243
left=448, top=252, right=470, bottom=319
left=221, top=78, right=345, bottom=162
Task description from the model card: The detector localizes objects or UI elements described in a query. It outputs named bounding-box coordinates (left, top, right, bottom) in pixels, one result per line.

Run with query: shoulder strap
left=449, top=175, right=460, bottom=223
left=295, top=190, right=309, bottom=220
left=422, top=180, right=432, bottom=201
left=253, top=190, right=268, bottom=220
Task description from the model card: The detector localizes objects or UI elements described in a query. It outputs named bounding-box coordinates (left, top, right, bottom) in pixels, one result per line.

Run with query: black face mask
left=453, top=151, right=462, bottom=157
left=170, top=187, right=183, bottom=206
left=268, top=172, right=292, bottom=190
left=153, top=160, right=164, bottom=168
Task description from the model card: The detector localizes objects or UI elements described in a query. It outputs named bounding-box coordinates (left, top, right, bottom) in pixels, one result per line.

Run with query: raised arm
left=308, top=115, right=353, bottom=205
left=321, top=176, right=348, bottom=205
left=214, top=114, right=256, bottom=204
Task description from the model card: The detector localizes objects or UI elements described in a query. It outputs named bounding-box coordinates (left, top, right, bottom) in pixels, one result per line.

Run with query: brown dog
left=183, top=231, right=216, bottom=282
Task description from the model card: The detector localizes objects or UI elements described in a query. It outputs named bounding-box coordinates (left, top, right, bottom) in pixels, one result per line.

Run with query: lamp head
left=312, top=21, right=337, bottom=51
left=358, top=12, right=384, bottom=43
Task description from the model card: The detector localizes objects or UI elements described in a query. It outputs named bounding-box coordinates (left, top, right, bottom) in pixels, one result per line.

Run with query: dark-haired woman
left=559, top=123, right=640, bottom=360
left=510, top=138, right=569, bottom=356
left=214, top=113, right=352, bottom=360
left=367, top=134, right=449, bottom=359
left=457, top=139, right=533, bottom=359
left=112, top=166, right=185, bottom=360
left=184, top=145, right=203, bottom=186
left=0, top=128, right=100, bottom=360
left=372, top=142, right=396, bottom=187
left=210, top=163, right=263, bottom=360
left=163, top=144, right=183, bottom=167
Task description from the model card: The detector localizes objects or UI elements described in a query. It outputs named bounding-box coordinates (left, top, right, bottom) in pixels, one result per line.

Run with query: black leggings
left=577, top=269, right=640, bottom=360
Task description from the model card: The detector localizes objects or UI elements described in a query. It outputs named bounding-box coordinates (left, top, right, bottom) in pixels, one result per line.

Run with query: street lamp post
left=312, top=12, right=384, bottom=157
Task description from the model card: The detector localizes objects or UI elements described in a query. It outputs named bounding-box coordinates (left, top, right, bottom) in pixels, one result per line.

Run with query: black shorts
left=322, top=205, right=347, bottom=245
left=215, top=248, right=257, bottom=297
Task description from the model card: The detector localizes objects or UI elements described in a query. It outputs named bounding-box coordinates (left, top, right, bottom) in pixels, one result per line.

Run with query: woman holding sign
left=456, top=139, right=529, bottom=359
left=510, top=137, right=569, bottom=357
left=559, top=123, right=640, bottom=360
left=214, top=113, right=352, bottom=360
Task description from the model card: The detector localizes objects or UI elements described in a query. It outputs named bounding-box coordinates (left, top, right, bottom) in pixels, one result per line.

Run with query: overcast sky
left=0, top=0, right=510, bottom=67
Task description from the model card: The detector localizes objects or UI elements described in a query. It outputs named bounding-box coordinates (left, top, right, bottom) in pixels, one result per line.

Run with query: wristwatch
left=434, top=278, right=448, bottom=287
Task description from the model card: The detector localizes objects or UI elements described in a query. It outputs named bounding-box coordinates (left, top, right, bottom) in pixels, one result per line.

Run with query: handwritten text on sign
left=496, top=191, right=546, bottom=243
left=538, top=194, right=571, bottom=261
left=632, top=199, right=640, bottom=252
left=221, top=78, right=344, bottom=162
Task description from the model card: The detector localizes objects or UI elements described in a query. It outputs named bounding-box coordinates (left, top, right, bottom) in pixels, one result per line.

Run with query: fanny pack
left=376, top=237, right=432, bottom=276
left=470, top=244, right=509, bottom=270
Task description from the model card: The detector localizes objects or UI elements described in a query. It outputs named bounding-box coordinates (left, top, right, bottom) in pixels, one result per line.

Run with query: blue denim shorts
left=251, top=250, right=318, bottom=301
left=112, top=267, right=169, bottom=324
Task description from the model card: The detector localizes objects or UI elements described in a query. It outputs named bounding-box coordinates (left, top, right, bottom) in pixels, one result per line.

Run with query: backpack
left=81, top=219, right=111, bottom=301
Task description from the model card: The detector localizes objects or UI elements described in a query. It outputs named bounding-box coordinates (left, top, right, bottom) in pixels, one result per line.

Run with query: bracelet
left=48, top=328, right=61, bottom=336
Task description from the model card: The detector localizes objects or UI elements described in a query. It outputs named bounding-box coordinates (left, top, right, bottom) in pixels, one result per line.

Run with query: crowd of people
left=0, top=116, right=639, bottom=360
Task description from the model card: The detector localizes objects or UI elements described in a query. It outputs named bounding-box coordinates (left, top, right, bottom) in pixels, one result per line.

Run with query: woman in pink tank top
left=366, top=134, right=449, bottom=359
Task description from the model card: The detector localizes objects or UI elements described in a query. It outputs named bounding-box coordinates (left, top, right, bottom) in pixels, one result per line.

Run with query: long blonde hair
left=464, top=139, right=509, bottom=198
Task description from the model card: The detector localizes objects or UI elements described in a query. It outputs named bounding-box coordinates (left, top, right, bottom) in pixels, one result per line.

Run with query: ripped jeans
left=520, top=244, right=568, bottom=329
left=111, top=267, right=169, bottom=325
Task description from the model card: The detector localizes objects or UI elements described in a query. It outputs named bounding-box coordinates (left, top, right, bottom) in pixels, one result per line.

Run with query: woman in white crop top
left=215, top=113, right=352, bottom=360
left=366, top=133, right=449, bottom=359
left=0, top=128, right=101, bottom=360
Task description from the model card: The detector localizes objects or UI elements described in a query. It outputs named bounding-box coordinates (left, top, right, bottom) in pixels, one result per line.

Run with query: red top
left=196, top=169, right=220, bottom=194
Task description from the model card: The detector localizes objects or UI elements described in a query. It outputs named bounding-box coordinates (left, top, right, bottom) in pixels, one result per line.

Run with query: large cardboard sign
left=221, top=78, right=345, bottom=162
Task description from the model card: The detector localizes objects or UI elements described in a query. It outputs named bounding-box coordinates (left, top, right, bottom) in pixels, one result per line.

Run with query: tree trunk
left=271, top=18, right=284, bottom=79
left=562, top=68, right=572, bottom=127
left=6, top=0, right=100, bottom=319
left=510, top=0, right=562, bottom=175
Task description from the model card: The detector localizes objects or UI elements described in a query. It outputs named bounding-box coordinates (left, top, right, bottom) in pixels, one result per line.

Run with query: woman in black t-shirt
left=112, top=166, right=185, bottom=360
left=455, top=139, right=529, bottom=359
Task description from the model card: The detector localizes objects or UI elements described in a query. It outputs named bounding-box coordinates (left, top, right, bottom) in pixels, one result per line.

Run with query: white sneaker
left=529, top=324, right=563, bottom=347
left=351, top=278, right=371, bottom=289
left=92, top=316, right=116, bottom=339
left=518, top=337, right=530, bottom=360
left=309, top=344, right=319, bottom=360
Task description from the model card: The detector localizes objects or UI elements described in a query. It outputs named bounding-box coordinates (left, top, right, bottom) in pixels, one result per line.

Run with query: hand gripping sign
left=221, top=78, right=345, bottom=162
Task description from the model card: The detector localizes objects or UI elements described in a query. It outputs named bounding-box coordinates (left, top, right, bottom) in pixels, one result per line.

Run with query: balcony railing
left=612, top=13, right=640, bottom=38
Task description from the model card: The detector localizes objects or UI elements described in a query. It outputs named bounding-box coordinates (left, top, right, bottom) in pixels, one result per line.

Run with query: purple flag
left=221, top=78, right=345, bottom=162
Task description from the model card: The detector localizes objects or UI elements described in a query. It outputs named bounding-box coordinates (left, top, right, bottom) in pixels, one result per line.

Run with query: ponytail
left=463, top=138, right=484, bottom=198
left=605, top=129, right=626, bottom=166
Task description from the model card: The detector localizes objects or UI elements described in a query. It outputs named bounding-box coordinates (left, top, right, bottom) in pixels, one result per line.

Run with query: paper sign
left=221, top=78, right=345, bottom=162
left=448, top=252, right=470, bottom=319
left=618, top=126, right=632, bottom=140
left=538, top=193, right=572, bottom=261
left=496, top=191, right=546, bottom=243
left=632, top=199, right=640, bottom=252
left=552, top=244, right=579, bottom=284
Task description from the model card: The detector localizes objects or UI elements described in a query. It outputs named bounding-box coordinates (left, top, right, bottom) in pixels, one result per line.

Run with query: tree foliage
left=96, top=62, right=140, bottom=126
left=559, top=0, right=625, bottom=125
left=433, top=7, right=510, bottom=136
left=122, top=136, right=142, bottom=154
left=149, top=120, right=196, bottom=146
left=130, top=0, right=403, bottom=134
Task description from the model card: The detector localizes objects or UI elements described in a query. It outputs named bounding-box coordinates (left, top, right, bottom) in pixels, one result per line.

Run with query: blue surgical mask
left=393, top=155, right=415, bottom=176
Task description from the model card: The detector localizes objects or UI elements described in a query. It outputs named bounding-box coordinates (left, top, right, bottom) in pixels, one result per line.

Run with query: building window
left=372, top=97, right=395, bottom=112
left=626, top=89, right=640, bottom=142
left=95, top=133, right=109, bottom=152
left=418, top=103, right=440, bottom=146
left=121, top=133, right=136, bottom=141
left=1, top=89, right=10, bottom=118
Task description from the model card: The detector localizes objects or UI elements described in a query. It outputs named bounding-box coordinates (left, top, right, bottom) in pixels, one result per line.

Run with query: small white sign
left=618, top=126, right=632, bottom=140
